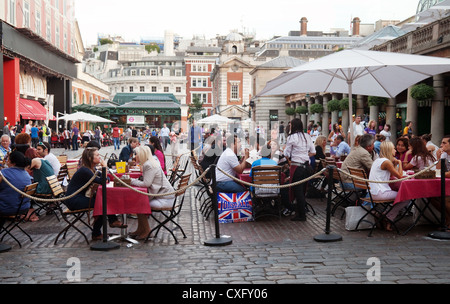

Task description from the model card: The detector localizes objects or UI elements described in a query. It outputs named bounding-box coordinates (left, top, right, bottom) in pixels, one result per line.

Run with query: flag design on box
left=217, top=191, right=253, bottom=223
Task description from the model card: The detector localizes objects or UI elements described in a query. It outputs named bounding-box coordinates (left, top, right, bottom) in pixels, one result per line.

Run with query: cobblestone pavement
left=1, top=144, right=450, bottom=286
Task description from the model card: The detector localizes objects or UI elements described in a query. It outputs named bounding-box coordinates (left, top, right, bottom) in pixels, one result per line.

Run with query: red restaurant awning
left=19, top=99, right=48, bottom=121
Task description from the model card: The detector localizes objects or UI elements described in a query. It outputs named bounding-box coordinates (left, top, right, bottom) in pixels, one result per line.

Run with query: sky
left=75, top=0, right=420, bottom=46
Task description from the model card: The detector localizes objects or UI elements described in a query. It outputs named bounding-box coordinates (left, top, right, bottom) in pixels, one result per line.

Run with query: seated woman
left=149, top=136, right=167, bottom=175
left=13, top=133, right=38, bottom=160
left=27, top=148, right=54, bottom=196
left=368, top=141, right=407, bottom=231
left=395, top=137, right=413, bottom=166
left=65, top=147, right=126, bottom=241
left=130, top=145, right=175, bottom=240
left=0, top=151, right=32, bottom=221
left=403, top=137, right=436, bottom=171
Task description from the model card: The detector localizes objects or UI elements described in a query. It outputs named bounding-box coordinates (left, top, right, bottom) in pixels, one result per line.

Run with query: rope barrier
left=0, top=170, right=100, bottom=202
left=107, top=166, right=211, bottom=197
left=337, top=161, right=439, bottom=184
left=216, top=166, right=328, bottom=189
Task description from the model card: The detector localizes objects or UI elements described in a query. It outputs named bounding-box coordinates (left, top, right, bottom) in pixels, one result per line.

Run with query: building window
left=46, top=19, right=51, bottom=42
left=140, top=86, right=145, bottom=92
left=192, top=77, right=208, bottom=88
left=164, top=87, right=169, bottom=93
left=192, top=93, right=207, bottom=104
left=231, top=85, right=239, bottom=100
left=150, top=69, right=157, bottom=76
left=129, top=86, right=134, bottom=92
left=176, top=87, right=181, bottom=93
left=140, top=70, right=146, bottom=76
left=175, top=70, right=182, bottom=77
left=152, top=86, right=157, bottom=92
left=9, top=0, right=16, bottom=25
left=36, top=10, right=41, bottom=35
left=23, top=1, right=30, bottom=28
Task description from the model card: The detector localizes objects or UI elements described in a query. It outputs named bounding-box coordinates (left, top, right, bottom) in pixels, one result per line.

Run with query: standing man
left=160, top=123, right=170, bottom=150
left=3, top=122, right=10, bottom=138
left=348, top=115, right=365, bottom=144
left=31, top=123, right=40, bottom=148
left=189, top=121, right=202, bottom=156
left=63, top=128, right=71, bottom=150
left=71, top=123, right=79, bottom=151
left=25, top=120, right=33, bottom=135
left=403, top=121, right=413, bottom=137
left=278, top=121, right=285, bottom=145
left=112, top=124, right=120, bottom=150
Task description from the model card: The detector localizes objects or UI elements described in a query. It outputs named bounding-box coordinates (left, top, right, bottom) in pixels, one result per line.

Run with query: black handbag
left=107, top=153, right=119, bottom=168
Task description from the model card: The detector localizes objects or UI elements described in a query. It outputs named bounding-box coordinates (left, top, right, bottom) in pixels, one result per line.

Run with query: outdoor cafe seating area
left=0, top=148, right=448, bottom=251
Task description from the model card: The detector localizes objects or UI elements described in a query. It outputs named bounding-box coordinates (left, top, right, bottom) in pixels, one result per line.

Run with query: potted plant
left=285, top=107, right=296, bottom=116
left=410, top=83, right=436, bottom=101
left=327, top=99, right=341, bottom=112
left=310, top=104, right=324, bottom=114
left=339, top=98, right=356, bottom=111
left=368, top=96, right=388, bottom=106
left=295, top=106, right=308, bottom=115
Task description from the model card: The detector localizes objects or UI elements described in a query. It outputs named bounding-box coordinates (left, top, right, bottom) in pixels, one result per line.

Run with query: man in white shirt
left=160, top=124, right=170, bottom=150
left=215, top=135, right=249, bottom=193
left=37, top=142, right=61, bottom=176
left=348, top=115, right=365, bottom=143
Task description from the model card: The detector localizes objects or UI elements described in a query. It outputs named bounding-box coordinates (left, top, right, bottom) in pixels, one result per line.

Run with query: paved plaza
left=1, top=143, right=450, bottom=287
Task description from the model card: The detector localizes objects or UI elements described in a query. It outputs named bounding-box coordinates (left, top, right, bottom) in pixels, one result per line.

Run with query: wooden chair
left=347, top=167, right=398, bottom=236
left=57, top=155, right=68, bottom=166
left=250, top=166, right=283, bottom=220
left=328, top=166, right=357, bottom=219
left=0, top=183, right=38, bottom=248
left=51, top=175, right=97, bottom=245
left=66, top=162, right=78, bottom=181
left=57, top=165, right=68, bottom=184
left=146, top=174, right=191, bottom=244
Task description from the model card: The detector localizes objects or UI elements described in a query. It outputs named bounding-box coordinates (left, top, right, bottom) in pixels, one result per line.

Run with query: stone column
left=385, top=98, right=397, bottom=143
left=431, top=74, right=445, bottom=145
left=356, top=95, right=365, bottom=117
left=406, top=86, right=418, bottom=136
left=322, top=94, right=329, bottom=139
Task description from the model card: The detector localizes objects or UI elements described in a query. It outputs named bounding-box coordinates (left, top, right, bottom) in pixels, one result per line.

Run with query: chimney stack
left=352, top=17, right=361, bottom=36
left=300, top=17, right=308, bottom=36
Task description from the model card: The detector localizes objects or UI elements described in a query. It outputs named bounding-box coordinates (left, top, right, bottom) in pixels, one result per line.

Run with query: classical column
left=322, top=94, right=330, bottom=139
left=430, top=74, right=445, bottom=145
left=385, top=98, right=397, bottom=143
left=356, top=95, right=365, bottom=117
left=406, top=86, right=418, bottom=136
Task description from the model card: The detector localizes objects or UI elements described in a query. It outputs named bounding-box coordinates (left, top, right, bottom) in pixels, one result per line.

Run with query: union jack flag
left=217, top=191, right=253, bottom=223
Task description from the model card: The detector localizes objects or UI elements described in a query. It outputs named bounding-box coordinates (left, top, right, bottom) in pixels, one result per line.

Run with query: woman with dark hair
left=149, top=136, right=167, bottom=175
left=404, top=137, right=436, bottom=171
left=395, top=137, right=413, bottom=166
left=0, top=151, right=32, bottom=219
left=283, top=118, right=316, bottom=221
left=65, top=147, right=126, bottom=240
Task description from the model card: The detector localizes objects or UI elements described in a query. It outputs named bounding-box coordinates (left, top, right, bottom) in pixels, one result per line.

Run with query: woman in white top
left=369, top=141, right=406, bottom=231
left=130, top=145, right=175, bottom=240
left=284, top=118, right=316, bottom=221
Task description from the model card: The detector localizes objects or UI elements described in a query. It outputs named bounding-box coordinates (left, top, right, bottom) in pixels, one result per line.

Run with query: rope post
left=314, top=165, right=342, bottom=243
left=204, top=164, right=232, bottom=247
left=90, top=166, right=120, bottom=251
left=429, top=156, right=450, bottom=240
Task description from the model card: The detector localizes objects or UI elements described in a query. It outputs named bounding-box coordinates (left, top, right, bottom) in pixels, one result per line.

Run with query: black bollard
left=204, top=164, right=232, bottom=246
left=429, top=156, right=450, bottom=240
left=90, top=166, right=120, bottom=251
left=314, top=165, right=342, bottom=242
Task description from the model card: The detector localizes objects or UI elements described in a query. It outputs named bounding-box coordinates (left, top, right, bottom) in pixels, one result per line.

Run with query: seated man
left=215, top=135, right=249, bottom=193
left=340, top=134, right=375, bottom=190
left=119, top=137, right=139, bottom=162
left=330, top=135, right=351, bottom=158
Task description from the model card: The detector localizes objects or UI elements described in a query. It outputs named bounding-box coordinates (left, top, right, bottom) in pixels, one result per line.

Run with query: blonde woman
left=368, top=141, right=406, bottom=231
left=364, top=120, right=377, bottom=137
left=130, top=145, right=175, bottom=240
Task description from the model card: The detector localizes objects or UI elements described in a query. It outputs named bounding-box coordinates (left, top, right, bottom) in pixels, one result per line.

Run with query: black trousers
left=292, top=164, right=313, bottom=218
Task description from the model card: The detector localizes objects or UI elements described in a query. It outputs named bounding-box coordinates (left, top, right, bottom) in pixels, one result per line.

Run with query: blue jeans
left=72, top=135, right=78, bottom=150
left=216, top=181, right=247, bottom=193
left=113, top=137, right=120, bottom=150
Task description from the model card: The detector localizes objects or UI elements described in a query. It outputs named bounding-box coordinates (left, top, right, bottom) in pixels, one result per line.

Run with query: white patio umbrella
left=197, top=114, right=234, bottom=124
left=60, top=111, right=114, bottom=123
left=259, top=49, right=450, bottom=145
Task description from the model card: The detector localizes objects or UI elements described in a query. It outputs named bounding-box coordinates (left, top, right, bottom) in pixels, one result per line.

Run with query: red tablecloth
left=394, top=178, right=450, bottom=204
left=93, top=184, right=152, bottom=216
left=107, top=172, right=142, bottom=181
left=336, top=162, right=343, bottom=168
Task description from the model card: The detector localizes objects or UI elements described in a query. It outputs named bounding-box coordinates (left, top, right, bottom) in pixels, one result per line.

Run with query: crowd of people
left=0, top=116, right=449, bottom=242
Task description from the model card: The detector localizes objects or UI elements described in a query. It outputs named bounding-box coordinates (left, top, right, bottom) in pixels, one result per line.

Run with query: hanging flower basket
left=339, top=98, right=357, bottom=111
left=295, top=106, right=308, bottom=114
left=368, top=96, right=388, bottom=106
left=285, top=108, right=296, bottom=116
